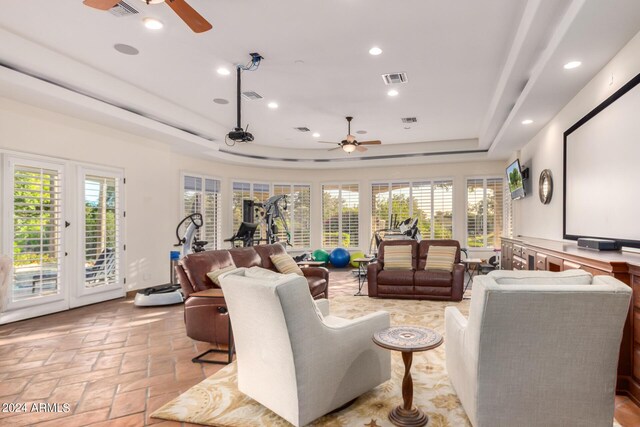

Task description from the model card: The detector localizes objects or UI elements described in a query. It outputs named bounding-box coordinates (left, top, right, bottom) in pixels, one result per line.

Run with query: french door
left=1, top=155, right=125, bottom=322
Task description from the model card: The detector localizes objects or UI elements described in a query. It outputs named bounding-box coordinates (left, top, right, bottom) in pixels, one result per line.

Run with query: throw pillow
left=425, top=246, right=457, bottom=272
left=383, top=245, right=413, bottom=270
left=206, top=264, right=237, bottom=286
left=270, top=254, right=304, bottom=276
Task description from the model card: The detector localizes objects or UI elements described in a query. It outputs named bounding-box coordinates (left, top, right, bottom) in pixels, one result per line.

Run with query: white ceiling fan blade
left=328, top=146, right=343, bottom=151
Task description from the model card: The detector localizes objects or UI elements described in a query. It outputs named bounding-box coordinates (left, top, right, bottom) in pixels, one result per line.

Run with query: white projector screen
left=564, top=73, right=640, bottom=247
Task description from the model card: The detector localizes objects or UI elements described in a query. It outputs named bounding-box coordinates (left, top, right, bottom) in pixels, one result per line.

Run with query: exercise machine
left=224, top=221, right=259, bottom=247
left=226, top=195, right=291, bottom=247
left=135, top=213, right=207, bottom=307
left=369, top=216, right=421, bottom=254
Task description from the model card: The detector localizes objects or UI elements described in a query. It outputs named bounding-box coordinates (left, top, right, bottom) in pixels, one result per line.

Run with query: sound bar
left=577, top=238, right=620, bottom=251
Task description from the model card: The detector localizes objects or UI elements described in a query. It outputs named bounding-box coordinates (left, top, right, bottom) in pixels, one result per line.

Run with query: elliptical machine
left=134, top=213, right=207, bottom=307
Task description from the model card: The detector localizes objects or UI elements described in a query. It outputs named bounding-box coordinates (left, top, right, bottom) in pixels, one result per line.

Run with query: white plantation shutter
left=11, top=163, right=64, bottom=302
left=341, top=184, right=359, bottom=248
left=83, top=173, right=121, bottom=288
left=432, top=180, right=453, bottom=239
left=322, top=184, right=340, bottom=248
left=322, top=184, right=359, bottom=249
left=504, top=179, right=513, bottom=238
left=273, top=184, right=290, bottom=243
left=466, top=179, right=484, bottom=248
left=466, top=177, right=504, bottom=249
left=412, top=182, right=432, bottom=238
left=371, top=183, right=389, bottom=235
left=232, top=182, right=251, bottom=232
left=203, top=178, right=222, bottom=249
left=292, top=185, right=311, bottom=248
left=371, top=180, right=453, bottom=239
left=183, top=175, right=221, bottom=249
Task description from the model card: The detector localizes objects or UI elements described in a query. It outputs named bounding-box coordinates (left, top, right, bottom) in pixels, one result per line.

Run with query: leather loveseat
left=367, top=239, right=464, bottom=301
left=175, top=243, right=329, bottom=345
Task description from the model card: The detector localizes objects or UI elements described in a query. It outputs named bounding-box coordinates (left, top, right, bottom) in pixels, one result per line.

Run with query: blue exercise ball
left=329, top=248, right=351, bottom=268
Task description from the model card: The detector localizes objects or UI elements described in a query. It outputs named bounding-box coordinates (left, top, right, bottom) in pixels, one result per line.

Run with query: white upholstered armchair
left=445, top=270, right=631, bottom=427
left=220, top=272, right=391, bottom=427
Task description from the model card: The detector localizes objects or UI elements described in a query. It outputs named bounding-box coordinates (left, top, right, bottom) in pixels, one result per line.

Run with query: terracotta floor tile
left=48, top=381, right=88, bottom=404
left=145, top=391, right=180, bottom=425
left=90, top=412, right=146, bottom=427
left=148, top=421, right=183, bottom=427
left=95, top=353, right=125, bottom=370
left=58, top=368, right=119, bottom=386
left=20, top=379, right=60, bottom=400
left=72, top=351, right=101, bottom=366
left=22, top=347, right=56, bottom=362
left=45, top=350, right=77, bottom=365
left=108, top=388, right=147, bottom=419
left=117, top=373, right=175, bottom=394
left=0, top=377, right=30, bottom=397
left=119, top=355, right=149, bottom=374
left=76, top=384, right=117, bottom=413
left=37, top=407, right=110, bottom=427
left=30, top=365, right=93, bottom=383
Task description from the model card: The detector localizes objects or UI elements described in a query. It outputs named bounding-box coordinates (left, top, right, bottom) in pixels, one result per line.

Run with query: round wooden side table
left=373, top=326, right=443, bottom=427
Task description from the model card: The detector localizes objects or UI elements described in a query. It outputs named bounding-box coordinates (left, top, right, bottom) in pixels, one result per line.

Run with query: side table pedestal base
left=389, top=405, right=428, bottom=427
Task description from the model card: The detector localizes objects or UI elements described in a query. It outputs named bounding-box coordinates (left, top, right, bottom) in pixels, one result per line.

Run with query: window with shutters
left=182, top=174, right=222, bottom=250
left=322, top=183, right=359, bottom=249
left=83, top=173, right=121, bottom=288
left=371, top=180, right=453, bottom=239
left=466, top=177, right=504, bottom=249
left=273, top=184, right=311, bottom=248
left=233, top=182, right=310, bottom=248
left=9, top=161, right=64, bottom=302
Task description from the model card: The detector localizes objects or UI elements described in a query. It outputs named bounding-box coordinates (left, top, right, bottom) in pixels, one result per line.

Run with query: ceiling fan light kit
left=318, top=116, right=383, bottom=154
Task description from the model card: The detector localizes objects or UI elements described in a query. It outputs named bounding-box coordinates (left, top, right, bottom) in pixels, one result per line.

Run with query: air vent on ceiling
left=241, top=91, right=263, bottom=100
left=294, top=127, right=311, bottom=132
left=401, top=117, right=418, bottom=123
left=109, top=1, right=139, bottom=17
left=381, top=72, right=408, bottom=85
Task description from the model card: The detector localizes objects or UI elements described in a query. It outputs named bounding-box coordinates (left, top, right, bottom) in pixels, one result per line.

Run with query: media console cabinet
left=501, top=236, right=640, bottom=404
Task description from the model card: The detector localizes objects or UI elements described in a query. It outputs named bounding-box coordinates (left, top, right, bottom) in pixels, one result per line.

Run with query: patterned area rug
left=152, top=294, right=621, bottom=427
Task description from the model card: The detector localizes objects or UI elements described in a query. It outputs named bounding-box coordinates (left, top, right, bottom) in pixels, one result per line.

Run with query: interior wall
left=514, top=30, right=640, bottom=240
left=0, top=97, right=504, bottom=292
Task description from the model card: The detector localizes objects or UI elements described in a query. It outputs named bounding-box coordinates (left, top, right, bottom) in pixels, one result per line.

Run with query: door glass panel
left=84, top=175, right=119, bottom=288
left=12, top=165, right=63, bottom=301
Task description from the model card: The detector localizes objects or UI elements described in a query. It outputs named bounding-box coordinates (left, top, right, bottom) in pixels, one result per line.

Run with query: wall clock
left=539, top=169, right=553, bottom=204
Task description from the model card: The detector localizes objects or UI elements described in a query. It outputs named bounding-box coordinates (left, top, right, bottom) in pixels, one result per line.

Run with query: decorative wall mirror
left=539, top=169, right=553, bottom=204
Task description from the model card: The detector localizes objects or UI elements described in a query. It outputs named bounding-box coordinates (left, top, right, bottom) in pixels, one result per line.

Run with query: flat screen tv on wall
left=506, top=159, right=525, bottom=200
left=564, top=71, right=640, bottom=248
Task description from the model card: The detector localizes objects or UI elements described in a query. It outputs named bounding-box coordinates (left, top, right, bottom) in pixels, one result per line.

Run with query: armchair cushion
left=488, top=269, right=592, bottom=285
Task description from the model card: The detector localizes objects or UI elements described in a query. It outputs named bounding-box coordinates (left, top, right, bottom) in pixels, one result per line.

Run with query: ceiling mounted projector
left=225, top=53, right=263, bottom=146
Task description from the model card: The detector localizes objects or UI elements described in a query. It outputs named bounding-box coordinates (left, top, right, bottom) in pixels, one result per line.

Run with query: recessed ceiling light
left=564, top=61, right=582, bottom=70
left=213, top=98, right=229, bottom=105
left=113, top=44, right=139, bottom=55
left=268, top=102, right=279, bottom=109
left=404, top=127, right=411, bottom=130
left=369, top=47, right=382, bottom=56
left=143, top=18, right=163, bottom=30
left=522, top=119, right=533, bottom=125
left=387, top=89, right=399, bottom=97
left=217, top=67, right=231, bottom=76
left=312, top=132, right=320, bottom=138
left=356, top=130, right=367, bottom=135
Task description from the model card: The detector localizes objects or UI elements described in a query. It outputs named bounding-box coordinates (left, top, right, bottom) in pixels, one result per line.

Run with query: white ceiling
left=0, top=0, right=639, bottom=167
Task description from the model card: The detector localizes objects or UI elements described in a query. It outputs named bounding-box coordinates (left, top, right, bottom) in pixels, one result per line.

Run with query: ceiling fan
left=83, top=0, right=213, bottom=33
left=318, top=117, right=382, bottom=153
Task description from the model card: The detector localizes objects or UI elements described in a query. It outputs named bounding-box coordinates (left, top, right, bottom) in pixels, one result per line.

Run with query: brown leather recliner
left=175, top=243, right=329, bottom=345
left=367, top=239, right=463, bottom=301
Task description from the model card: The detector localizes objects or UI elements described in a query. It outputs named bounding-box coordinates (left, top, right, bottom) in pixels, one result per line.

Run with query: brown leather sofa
left=367, top=239, right=464, bottom=301
left=175, top=243, right=329, bottom=345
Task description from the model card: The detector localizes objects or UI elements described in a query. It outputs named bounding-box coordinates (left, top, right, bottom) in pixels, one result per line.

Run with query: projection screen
left=564, top=72, right=640, bottom=247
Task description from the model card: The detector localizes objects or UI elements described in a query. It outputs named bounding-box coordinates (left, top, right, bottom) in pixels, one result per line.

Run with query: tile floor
left=0, top=269, right=638, bottom=426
